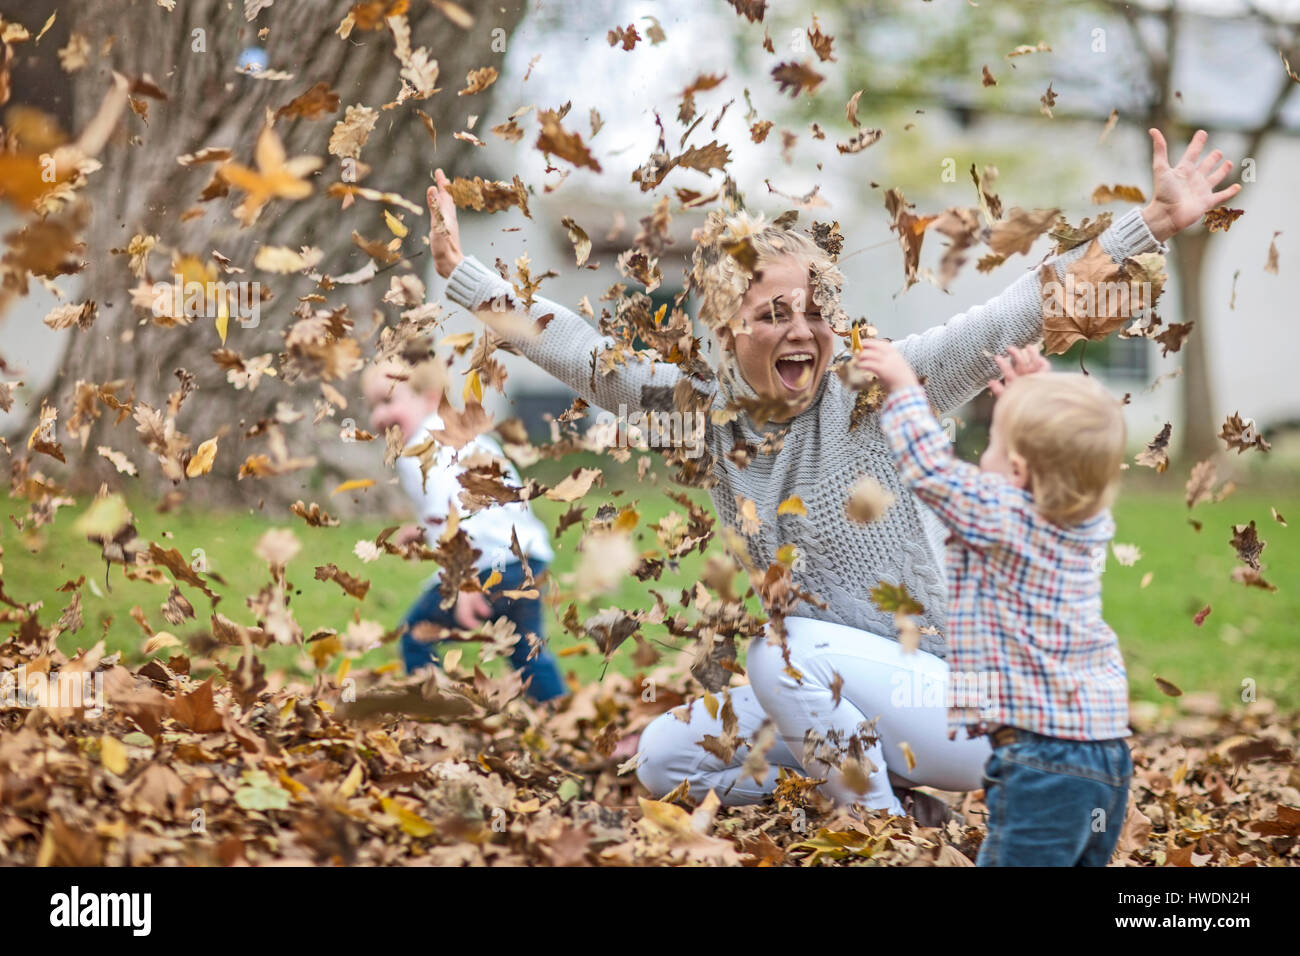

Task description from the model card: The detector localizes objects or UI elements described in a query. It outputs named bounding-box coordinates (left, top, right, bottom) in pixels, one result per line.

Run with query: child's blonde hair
left=995, top=372, right=1126, bottom=526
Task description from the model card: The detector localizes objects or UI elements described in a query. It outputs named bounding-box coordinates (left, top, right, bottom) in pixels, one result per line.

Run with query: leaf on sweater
left=1041, top=238, right=1144, bottom=355
left=869, top=581, right=922, bottom=616
left=846, top=476, right=895, bottom=524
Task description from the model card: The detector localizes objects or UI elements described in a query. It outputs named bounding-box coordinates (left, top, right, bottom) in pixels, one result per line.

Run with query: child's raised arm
left=857, top=339, right=1016, bottom=549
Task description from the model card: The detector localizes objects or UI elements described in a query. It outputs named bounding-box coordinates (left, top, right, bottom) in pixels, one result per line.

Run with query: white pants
left=635, top=617, right=992, bottom=814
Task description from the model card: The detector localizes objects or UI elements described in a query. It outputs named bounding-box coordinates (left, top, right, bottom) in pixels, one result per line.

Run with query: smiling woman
left=721, top=253, right=835, bottom=419
left=423, top=132, right=1242, bottom=817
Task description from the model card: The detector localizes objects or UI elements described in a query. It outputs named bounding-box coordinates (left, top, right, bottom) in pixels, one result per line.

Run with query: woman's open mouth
left=775, top=352, right=816, bottom=392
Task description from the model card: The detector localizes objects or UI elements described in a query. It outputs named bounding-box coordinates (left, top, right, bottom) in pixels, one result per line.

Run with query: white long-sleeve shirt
left=396, top=411, right=554, bottom=574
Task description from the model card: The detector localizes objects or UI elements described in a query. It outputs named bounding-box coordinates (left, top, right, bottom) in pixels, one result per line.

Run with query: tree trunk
left=32, top=0, right=523, bottom=508
left=1171, top=229, right=1218, bottom=462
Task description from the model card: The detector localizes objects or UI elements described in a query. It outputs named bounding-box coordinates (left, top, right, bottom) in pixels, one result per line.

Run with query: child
left=857, top=340, right=1132, bottom=866
left=362, top=358, right=567, bottom=703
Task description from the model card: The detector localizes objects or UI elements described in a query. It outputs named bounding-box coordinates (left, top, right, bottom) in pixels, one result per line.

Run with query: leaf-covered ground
left=2, top=633, right=1296, bottom=867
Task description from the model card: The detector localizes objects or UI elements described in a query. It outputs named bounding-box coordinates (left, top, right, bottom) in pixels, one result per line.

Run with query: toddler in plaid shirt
left=857, top=340, right=1133, bottom=867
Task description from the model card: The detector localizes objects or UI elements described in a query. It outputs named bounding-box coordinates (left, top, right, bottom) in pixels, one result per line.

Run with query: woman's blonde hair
left=995, top=372, right=1126, bottom=526
left=688, top=209, right=849, bottom=388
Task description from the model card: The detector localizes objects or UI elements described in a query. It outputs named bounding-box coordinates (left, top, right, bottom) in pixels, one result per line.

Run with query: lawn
left=4, top=454, right=1296, bottom=712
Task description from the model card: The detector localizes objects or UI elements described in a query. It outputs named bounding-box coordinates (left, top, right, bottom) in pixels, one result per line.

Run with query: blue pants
left=398, top=559, right=567, bottom=703
left=977, top=729, right=1133, bottom=867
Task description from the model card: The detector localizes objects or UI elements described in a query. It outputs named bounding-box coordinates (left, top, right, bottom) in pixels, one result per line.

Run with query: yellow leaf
left=383, top=209, right=408, bottom=238
left=186, top=437, right=219, bottom=477
left=777, top=495, right=807, bottom=516
left=338, top=761, right=364, bottom=799
left=100, top=735, right=128, bottom=775
left=850, top=326, right=862, bottom=352
left=277, top=767, right=309, bottom=797
left=74, top=494, right=130, bottom=538
left=614, top=506, right=640, bottom=531
left=776, top=544, right=798, bottom=566
left=331, top=478, right=375, bottom=496
left=34, top=11, right=56, bottom=44
left=142, top=631, right=181, bottom=655
left=308, top=634, right=343, bottom=670
left=216, top=312, right=228, bottom=344
left=463, top=368, right=483, bottom=404
left=899, top=740, right=917, bottom=772
left=702, top=690, right=719, bottom=720
left=440, top=505, right=459, bottom=542
left=482, top=569, right=502, bottom=590
left=382, top=797, right=435, bottom=837
left=336, top=657, right=351, bottom=685
left=439, top=331, right=476, bottom=351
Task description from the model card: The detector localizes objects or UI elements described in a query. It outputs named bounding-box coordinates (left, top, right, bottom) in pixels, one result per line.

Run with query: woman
left=425, top=129, right=1238, bottom=815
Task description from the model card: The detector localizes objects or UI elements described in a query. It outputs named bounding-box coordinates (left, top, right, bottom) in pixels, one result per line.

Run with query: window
left=1050, top=334, right=1151, bottom=381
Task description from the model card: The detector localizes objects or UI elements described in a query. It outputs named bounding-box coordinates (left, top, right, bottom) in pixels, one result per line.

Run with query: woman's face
left=725, top=255, right=835, bottom=420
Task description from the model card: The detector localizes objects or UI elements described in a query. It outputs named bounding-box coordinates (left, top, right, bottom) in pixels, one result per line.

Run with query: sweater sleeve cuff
left=445, top=255, right=502, bottom=311
left=1102, top=207, right=1166, bottom=258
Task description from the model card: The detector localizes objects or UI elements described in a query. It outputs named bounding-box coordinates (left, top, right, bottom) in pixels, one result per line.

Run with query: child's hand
left=427, top=168, right=465, bottom=279
left=1140, top=129, right=1242, bottom=243
left=454, top=591, right=491, bottom=630
left=988, top=344, right=1049, bottom=397
left=394, top=523, right=426, bottom=547
left=854, top=339, right=919, bottom=393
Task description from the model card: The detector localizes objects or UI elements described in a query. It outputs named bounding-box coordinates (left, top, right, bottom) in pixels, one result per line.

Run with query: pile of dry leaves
left=1, top=631, right=1295, bottom=866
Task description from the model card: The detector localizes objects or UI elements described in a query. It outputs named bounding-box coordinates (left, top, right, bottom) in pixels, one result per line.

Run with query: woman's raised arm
left=429, top=170, right=686, bottom=415
left=894, top=128, right=1239, bottom=417
left=893, top=207, right=1163, bottom=417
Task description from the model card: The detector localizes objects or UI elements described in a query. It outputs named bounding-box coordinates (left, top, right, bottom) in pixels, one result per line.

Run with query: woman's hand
left=988, top=343, right=1049, bottom=398
left=428, top=167, right=465, bottom=279
left=854, top=339, right=919, bottom=393
left=1140, top=129, right=1242, bottom=243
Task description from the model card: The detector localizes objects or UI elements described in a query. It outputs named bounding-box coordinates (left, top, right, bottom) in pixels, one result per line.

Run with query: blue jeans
left=977, top=729, right=1133, bottom=867
left=398, top=559, right=567, bottom=703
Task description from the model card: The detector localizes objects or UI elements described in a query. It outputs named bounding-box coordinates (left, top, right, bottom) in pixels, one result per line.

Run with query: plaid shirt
left=878, top=384, right=1130, bottom=741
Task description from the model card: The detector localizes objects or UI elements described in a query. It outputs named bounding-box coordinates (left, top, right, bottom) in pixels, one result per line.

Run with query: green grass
left=4, top=456, right=1297, bottom=711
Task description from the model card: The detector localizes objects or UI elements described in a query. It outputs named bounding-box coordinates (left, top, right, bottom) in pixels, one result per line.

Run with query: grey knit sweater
left=445, top=208, right=1164, bottom=658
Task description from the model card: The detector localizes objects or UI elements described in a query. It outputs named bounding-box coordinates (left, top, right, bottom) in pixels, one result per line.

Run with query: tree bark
left=1170, top=229, right=1217, bottom=462
left=34, top=0, right=523, bottom=507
